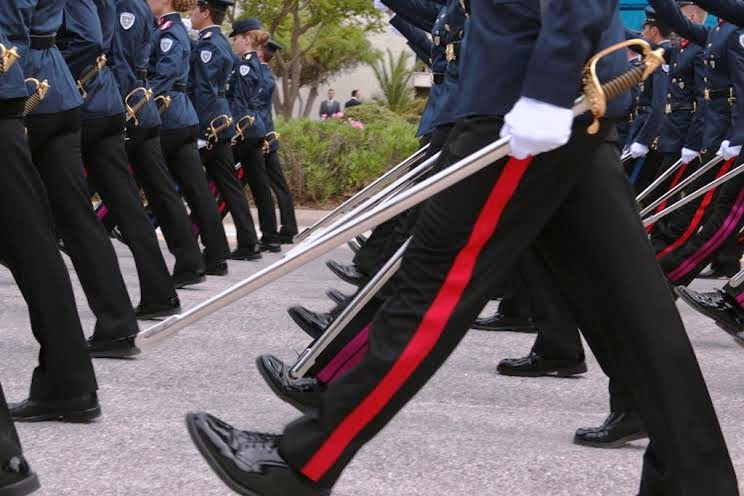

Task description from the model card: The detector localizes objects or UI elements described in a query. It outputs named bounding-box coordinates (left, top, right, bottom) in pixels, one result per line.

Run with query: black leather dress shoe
left=172, top=269, right=207, bottom=289
left=287, top=306, right=333, bottom=340
left=277, top=232, right=296, bottom=244
left=135, top=296, right=181, bottom=320
left=230, top=246, right=263, bottom=261
left=206, top=259, right=228, bottom=276
left=0, top=455, right=40, bottom=496
left=259, top=241, right=282, bottom=253
left=256, top=355, right=323, bottom=413
left=186, top=413, right=329, bottom=496
left=87, top=334, right=141, bottom=359
left=355, top=234, right=368, bottom=247
left=573, top=411, right=647, bottom=449
left=497, top=352, right=587, bottom=377
left=10, top=394, right=101, bottom=423
left=698, top=265, right=740, bottom=279
left=471, top=312, right=536, bottom=333
left=326, top=288, right=353, bottom=307
left=675, top=286, right=744, bottom=337
left=325, top=260, right=369, bottom=287
left=347, top=239, right=362, bottom=254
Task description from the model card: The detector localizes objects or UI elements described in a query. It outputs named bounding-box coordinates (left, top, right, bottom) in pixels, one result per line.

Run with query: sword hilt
left=0, top=44, right=19, bottom=75
left=23, top=78, right=50, bottom=116
left=206, top=115, right=233, bottom=149
left=230, top=115, right=255, bottom=145
left=125, top=87, right=153, bottom=125
left=155, top=95, right=172, bottom=114
left=582, top=39, right=665, bottom=134
left=77, top=54, right=108, bottom=99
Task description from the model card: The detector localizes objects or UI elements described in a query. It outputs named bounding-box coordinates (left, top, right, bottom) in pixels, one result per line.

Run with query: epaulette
left=204, top=32, right=213, bottom=39
left=243, top=53, right=252, bottom=61
left=159, top=20, right=173, bottom=31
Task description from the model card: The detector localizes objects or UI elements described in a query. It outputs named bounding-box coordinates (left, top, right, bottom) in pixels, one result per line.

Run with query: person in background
left=345, top=89, right=362, bottom=109
left=319, top=88, right=341, bottom=118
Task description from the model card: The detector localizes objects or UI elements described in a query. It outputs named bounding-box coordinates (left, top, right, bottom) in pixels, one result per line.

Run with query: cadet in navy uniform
left=227, top=19, right=282, bottom=253
left=147, top=0, right=231, bottom=276
left=57, top=0, right=182, bottom=324
left=189, top=0, right=262, bottom=261
left=624, top=8, right=673, bottom=193
left=259, top=40, right=299, bottom=244
left=2, top=0, right=103, bottom=421
left=111, top=0, right=207, bottom=289
left=186, top=2, right=738, bottom=495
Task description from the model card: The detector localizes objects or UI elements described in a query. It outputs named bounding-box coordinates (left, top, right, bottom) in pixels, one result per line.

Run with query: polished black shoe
left=10, top=394, right=101, bottom=423
left=287, top=306, right=333, bottom=340
left=256, top=355, right=323, bottom=414
left=259, top=241, right=281, bottom=253
left=0, top=455, right=40, bottom=496
left=325, top=260, right=369, bottom=287
left=497, top=352, right=587, bottom=377
left=172, top=269, right=207, bottom=289
left=135, top=296, right=181, bottom=320
left=186, top=413, right=329, bottom=496
left=206, top=259, right=229, bottom=276
left=277, top=232, right=296, bottom=244
left=87, top=334, right=141, bottom=359
left=347, top=239, right=362, bottom=254
left=573, top=411, right=647, bottom=449
left=698, top=265, right=740, bottom=279
left=230, top=246, right=263, bottom=261
left=675, top=286, right=744, bottom=337
left=355, top=234, right=368, bottom=247
left=326, top=288, right=353, bottom=307
left=471, top=312, right=536, bottom=333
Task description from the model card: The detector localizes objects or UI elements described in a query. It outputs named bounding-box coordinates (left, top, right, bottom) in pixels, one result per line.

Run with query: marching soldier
left=111, top=0, right=208, bottom=288
left=189, top=0, right=263, bottom=261
left=227, top=19, right=281, bottom=253
left=147, top=0, right=231, bottom=276
left=187, top=2, right=738, bottom=495
left=6, top=0, right=141, bottom=362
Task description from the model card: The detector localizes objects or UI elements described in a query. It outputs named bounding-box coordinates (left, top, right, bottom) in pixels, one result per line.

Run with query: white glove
left=680, top=147, right=700, bottom=164
left=716, top=140, right=730, bottom=156
left=725, top=143, right=742, bottom=160
left=501, top=97, right=574, bottom=160
left=197, top=139, right=208, bottom=149
left=629, top=142, right=649, bottom=158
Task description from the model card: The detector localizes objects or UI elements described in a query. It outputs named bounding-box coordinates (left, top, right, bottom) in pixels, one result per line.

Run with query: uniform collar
left=199, top=25, right=222, bottom=37
left=160, top=12, right=180, bottom=22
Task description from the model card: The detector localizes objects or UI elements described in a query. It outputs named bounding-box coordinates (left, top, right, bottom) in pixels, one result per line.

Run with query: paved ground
left=0, top=210, right=742, bottom=495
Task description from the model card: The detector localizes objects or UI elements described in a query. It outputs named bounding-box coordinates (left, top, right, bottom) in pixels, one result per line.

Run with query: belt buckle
left=665, top=103, right=672, bottom=114
left=704, top=88, right=710, bottom=100
left=446, top=43, right=456, bottom=62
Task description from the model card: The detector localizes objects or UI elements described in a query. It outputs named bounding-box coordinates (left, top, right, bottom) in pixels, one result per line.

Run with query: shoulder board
left=160, top=20, right=173, bottom=31
left=243, top=53, right=252, bottom=61
left=204, top=32, right=213, bottom=39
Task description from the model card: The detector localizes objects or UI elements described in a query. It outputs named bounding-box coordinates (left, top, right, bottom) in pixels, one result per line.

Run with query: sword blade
left=636, top=157, right=685, bottom=203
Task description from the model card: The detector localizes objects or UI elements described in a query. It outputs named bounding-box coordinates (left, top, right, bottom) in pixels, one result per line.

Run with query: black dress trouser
left=281, top=117, right=737, bottom=494
left=26, top=108, right=138, bottom=341
left=1, top=114, right=97, bottom=400
left=125, top=126, right=204, bottom=276
left=234, top=139, right=279, bottom=243
left=201, top=141, right=258, bottom=249
left=265, top=148, right=298, bottom=236
left=160, top=126, right=230, bottom=264
left=81, top=114, right=175, bottom=307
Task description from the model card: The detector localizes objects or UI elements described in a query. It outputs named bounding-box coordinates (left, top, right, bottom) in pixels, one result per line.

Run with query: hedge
left=275, top=105, right=421, bottom=206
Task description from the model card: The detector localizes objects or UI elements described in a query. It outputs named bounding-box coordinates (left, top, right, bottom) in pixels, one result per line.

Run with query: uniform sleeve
left=689, top=0, right=744, bottom=26
left=520, top=0, right=617, bottom=109
left=634, top=67, right=668, bottom=146
left=110, top=0, right=143, bottom=98
left=725, top=29, right=744, bottom=146
left=684, top=50, right=706, bottom=151
left=390, top=15, right=434, bottom=65
left=648, top=0, right=708, bottom=46
left=149, top=33, right=180, bottom=97
left=190, top=40, right=220, bottom=125
left=381, top=0, right=442, bottom=32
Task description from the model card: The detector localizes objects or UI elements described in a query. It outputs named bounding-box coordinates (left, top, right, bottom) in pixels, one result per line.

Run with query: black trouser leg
left=0, top=383, right=21, bottom=460
left=82, top=115, right=176, bottom=307
left=497, top=272, right=532, bottom=319
left=26, top=109, right=138, bottom=341
left=236, top=139, right=278, bottom=243
left=280, top=117, right=736, bottom=494
left=201, top=142, right=258, bottom=249
left=126, top=127, right=204, bottom=276
left=0, top=115, right=97, bottom=399
left=265, top=149, right=298, bottom=236
left=160, top=127, right=230, bottom=263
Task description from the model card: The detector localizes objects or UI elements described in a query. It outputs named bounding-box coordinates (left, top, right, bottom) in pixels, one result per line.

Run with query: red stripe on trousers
left=301, top=157, right=533, bottom=482
left=645, top=162, right=689, bottom=234
left=656, top=158, right=734, bottom=260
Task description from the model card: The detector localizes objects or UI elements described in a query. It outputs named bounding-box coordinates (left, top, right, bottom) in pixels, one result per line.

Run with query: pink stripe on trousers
left=316, top=323, right=371, bottom=384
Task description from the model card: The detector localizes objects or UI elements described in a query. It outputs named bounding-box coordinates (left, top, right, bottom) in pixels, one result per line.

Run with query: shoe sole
left=136, top=308, right=181, bottom=320
left=326, top=263, right=367, bottom=287
left=347, top=240, right=361, bottom=254
left=89, top=346, right=142, bottom=359
left=676, top=290, right=743, bottom=338
left=497, top=363, right=588, bottom=378
left=255, top=357, right=312, bottom=414
left=470, top=324, right=536, bottom=333
left=287, top=308, right=323, bottom=341
left=0, top=472, right=40, bottom=496
left=572, top=431, right=648, bottom=449
left=185, top=415, right=261, bottom=496
left=326, top=290, right=351, bottom=307
left=230, top=255, right=263, bottom=261
left=13, top=405, right=101, bottom=423
left=173, top=275, right=207, bottom=289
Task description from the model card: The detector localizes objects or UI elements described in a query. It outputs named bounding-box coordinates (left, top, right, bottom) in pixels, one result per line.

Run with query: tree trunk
left=303, top=86, right=319, bottom=118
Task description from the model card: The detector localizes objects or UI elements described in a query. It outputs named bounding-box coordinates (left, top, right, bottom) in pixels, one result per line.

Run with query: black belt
left=172, top=82, right=187, bottom=92
left=705, top=87, right=735, bottom=100
left=432, top=72, right=445, bottom=85
left=30, top=34, right=56, bottom=50
left=669, top=104, right=695, bottom=112
left=136, top=68, right=148, bottom=81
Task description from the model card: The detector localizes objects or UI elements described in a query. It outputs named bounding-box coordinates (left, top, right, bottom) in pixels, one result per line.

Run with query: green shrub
left=276, top=112, right=420, bottom=206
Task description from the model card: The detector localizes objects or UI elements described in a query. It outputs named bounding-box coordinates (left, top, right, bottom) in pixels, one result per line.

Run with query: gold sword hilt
left=230, top=115, right=255, bottom=145
left=582, top=39, right=665, bottom=134
left=23, top=78, right=50, bottom=116
left=125, top=87, right=154, bottom=126
left=262, top=131, right=280, bottom=153
left=155, top=95, right=172, bottom=114
left=206, top=115, right=233, bottom=150
left=77, top=54, right=108, bottom=99
left=0, top=44, right=20, bottom=75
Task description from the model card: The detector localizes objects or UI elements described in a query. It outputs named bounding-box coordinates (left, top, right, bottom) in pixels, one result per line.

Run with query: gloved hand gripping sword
left=135, top=39, right=665, bottom=350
